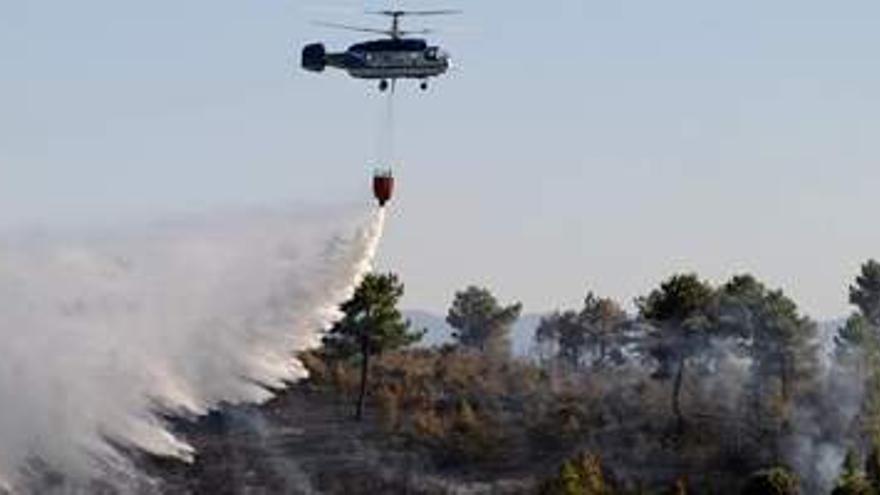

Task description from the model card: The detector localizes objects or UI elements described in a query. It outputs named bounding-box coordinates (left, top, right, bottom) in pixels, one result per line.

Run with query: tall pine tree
left=322, top=273, right=423, bottom=420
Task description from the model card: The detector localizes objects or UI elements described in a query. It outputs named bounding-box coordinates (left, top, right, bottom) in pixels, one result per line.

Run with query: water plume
left=0, top=204, right=385, bottom=491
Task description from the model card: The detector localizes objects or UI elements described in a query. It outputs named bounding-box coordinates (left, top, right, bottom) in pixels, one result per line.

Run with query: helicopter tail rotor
left=301, top=43, right=327, bottom=72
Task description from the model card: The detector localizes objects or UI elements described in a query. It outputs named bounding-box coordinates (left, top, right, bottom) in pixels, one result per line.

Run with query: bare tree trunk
left=355, top=330, right=370, bottom=421
left=780, top=355, right=791, bottom=405
left=672, top=356, right=686, bottom=434
left=779, top=354, right=794, bottom=428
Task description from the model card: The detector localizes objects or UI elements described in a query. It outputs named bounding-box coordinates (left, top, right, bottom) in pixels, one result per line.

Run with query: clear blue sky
left=3, top=0, right=879, bottom=318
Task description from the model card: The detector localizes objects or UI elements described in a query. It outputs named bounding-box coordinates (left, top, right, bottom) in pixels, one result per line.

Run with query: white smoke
left=0, top=205, right=385, bottom=491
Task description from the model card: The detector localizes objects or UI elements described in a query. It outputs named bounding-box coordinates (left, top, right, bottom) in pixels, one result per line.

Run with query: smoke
left=0, top=204, right=385, bottom=491
left=222, top=408, right=318, bottom=495
left=784, top=346, right=866, bottom=493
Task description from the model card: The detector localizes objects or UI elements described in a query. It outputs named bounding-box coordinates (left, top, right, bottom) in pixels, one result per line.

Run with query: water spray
left=0, top=206, right=386, bottom=490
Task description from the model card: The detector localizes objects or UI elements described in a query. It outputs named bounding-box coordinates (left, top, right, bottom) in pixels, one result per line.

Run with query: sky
left=2, top=0, right=880, bottom=319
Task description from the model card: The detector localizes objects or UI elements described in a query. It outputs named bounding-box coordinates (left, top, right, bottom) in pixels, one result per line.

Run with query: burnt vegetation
left=156, top=262, right=880, bottom=494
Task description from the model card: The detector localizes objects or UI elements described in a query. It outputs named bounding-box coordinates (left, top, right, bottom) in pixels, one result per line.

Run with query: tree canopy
left=638, top=273, right=715, bottom=325
left=838, top=260, right=880, bottom=356
left=446, top=285, right=522, bottom=357
left=718, top=274, right=819, bottom=412
left=322, top=273, right=423, bottom=360
left=852, top=260, right=880, bottom=327
left=536, top=292, right=628, bottom=370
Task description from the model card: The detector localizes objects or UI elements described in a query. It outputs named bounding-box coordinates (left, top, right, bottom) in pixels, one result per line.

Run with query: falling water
left=0, top=205, right=385, bottom=491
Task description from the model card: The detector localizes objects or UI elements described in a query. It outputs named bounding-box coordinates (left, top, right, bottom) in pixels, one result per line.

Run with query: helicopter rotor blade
left=367, top=9, right=462, bottom=17
left=398, top=29, right=434, bottom=36
left=403, top=10, right=463, bottom=16
left=311, top=21, right=391, bottom=36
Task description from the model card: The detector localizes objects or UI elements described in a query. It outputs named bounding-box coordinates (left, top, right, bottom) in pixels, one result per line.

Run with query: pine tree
left=836, top=261, right=880, bottom=442
left=535, top=293, right=627, bottom=370
left=322, top=273, right=423, bottom=420
left=637, top=273, right=715, bottom=433
left=447, top=286, right=522, bottom=358
left=718, top=274, right=819, bottom=424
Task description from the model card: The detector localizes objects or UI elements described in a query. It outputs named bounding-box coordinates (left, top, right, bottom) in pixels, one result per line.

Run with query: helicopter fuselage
left=303, top=38, right=450, bottom=81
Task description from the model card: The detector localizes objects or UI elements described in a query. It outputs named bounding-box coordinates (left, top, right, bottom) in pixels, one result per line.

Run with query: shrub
left=539, top=452, right=612, bottom=495
left=833, top=450, right=876, bottom=495
left=740, top=467, right=799, bottom=495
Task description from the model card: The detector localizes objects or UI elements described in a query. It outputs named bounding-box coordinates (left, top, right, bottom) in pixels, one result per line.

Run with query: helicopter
left=301, top=10, right=459, bottom=91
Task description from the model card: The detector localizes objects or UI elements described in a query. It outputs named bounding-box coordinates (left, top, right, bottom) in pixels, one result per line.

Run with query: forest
left=156, top=260, right=880, bottom=495
left=298, top=260, right=880, bottom=494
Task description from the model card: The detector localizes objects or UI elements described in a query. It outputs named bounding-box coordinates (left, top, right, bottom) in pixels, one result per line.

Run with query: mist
left=0, top=204, right=384, bottom=491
